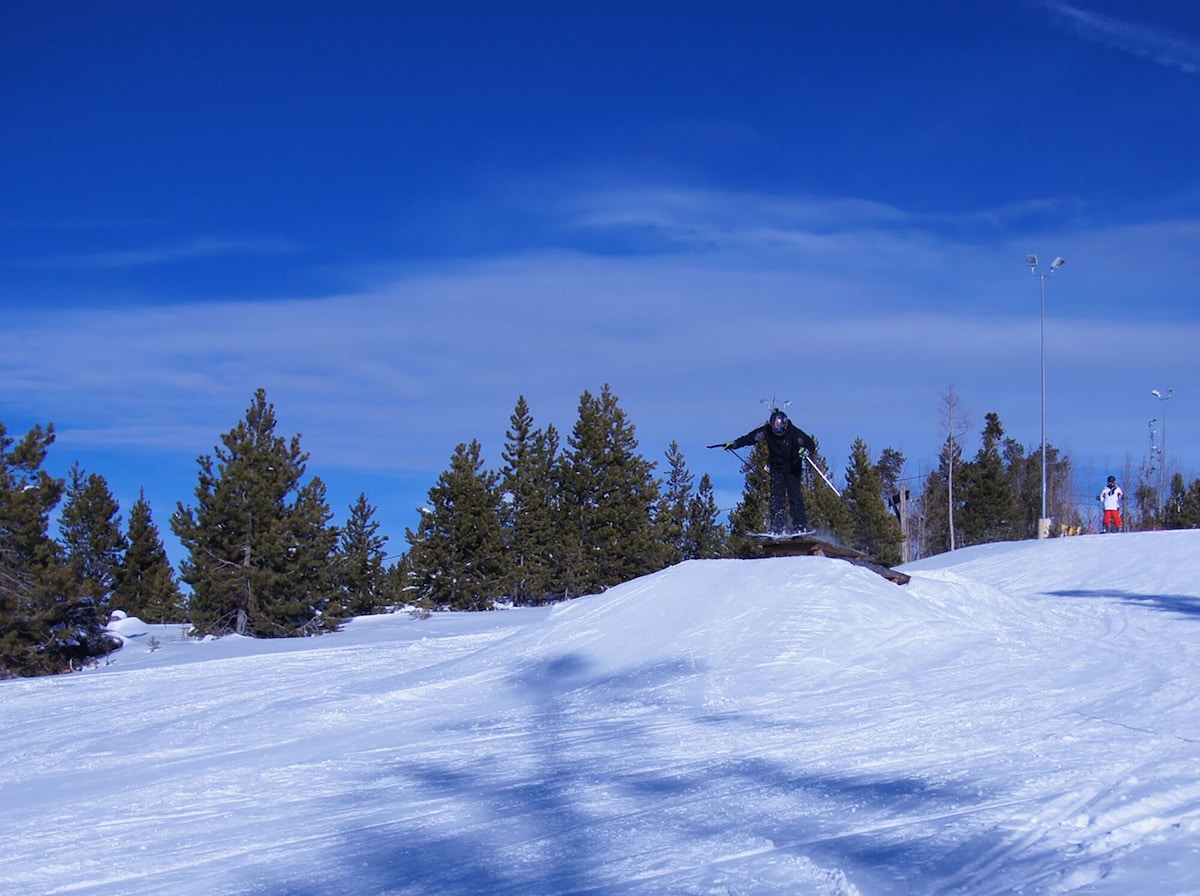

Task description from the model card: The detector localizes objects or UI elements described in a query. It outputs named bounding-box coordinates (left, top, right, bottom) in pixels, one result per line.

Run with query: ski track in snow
left=3, top=532, right=1200, bottom=894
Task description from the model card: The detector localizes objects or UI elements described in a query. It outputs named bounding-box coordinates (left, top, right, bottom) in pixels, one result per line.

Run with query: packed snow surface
left=4, top=531, right=1200, bottom=895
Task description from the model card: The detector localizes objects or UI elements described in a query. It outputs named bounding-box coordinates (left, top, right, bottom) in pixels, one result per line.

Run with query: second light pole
left=1027, top=254, right=1065, bottom=539
left=1152, top=387, right=1173, bottom=516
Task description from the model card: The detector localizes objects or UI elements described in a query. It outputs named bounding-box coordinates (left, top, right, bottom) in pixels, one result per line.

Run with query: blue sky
left=3, top=0, right=1198, bottom=562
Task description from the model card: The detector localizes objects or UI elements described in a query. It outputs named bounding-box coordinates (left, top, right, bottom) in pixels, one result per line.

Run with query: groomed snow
left=3, top=531, right=1200, bottom=894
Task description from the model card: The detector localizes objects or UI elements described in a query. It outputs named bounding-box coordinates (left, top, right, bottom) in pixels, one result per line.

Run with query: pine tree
left=171, top=389, right=340, bottom=637
left=655, top=441, right=693, bottom=565
left=1132, top=477, right=1158, bottom=531
left=1003, top=436, right=1036, bottom=535
left=1047, top=447, right=1082, bottom=535
left=1017, top=441, right=1078, bottom=536
left=334, top=493, right=390, bottom=617
left=842, top=439, right=903, bottom=566
left=0, top=422, right=116, bottom=676
left=405, top=440, right=506, bottom=610
left=498, top=396, right=561, bottom=605
left=910, top=465, right=947, bottom=560
left=275, top=475, right=340, bottom=631
left=727, top=441, right=770, bottom=557
left=1163, top=474, right=1200, bottom=529
left=804, top=441, right=855, bottom=542
left=876, top=447, right=909, bottom=561
left=557, top=385, right=662, bottom=594
left=654, top=443, right=728, bottom=563
left=59, top=462, right=128, bottom=612
left=683, top=473, right=727, bottom=559
left=875, top=447, right=905, bottom=493
left=920, top=437, right=962, bottom=556
left=937, top=385, right=971, bottom=550
left=959, top=413, right=1020, bottom=546
left=113, top=490, right=185, bottom=623
left=386, top=554, right=414, bottom=608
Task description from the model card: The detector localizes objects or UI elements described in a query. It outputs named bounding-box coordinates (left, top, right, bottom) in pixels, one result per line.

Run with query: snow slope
left=3, top=531, right=1200, bottom=895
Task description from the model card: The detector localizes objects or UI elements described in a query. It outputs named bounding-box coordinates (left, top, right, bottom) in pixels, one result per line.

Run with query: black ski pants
left=769, top=466, right=807, bottom=533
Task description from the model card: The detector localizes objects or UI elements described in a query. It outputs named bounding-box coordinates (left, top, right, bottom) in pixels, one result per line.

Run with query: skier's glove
left=723, top=442, right=734, bottom=450
left=798, top=448, right=808, bottom=460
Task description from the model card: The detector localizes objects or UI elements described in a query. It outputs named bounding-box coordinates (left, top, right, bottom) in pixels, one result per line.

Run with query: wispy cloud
left=567, top=187, right=913, bottom=245
left=1048, top=2, right=1200, bottom=74
left=4, top=207, right=1197, bottom=472
left=52, top=236, right=297, bottom=270
left=555, top=185, right=1087, bottom=266
left=4, top=186, right=1198, bottom=549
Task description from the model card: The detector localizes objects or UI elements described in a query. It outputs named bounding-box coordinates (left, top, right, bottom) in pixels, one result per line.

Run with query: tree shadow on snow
left=1045, top=588, right=1200, bottom=619
left=246, top=653, right=1046, bottom=895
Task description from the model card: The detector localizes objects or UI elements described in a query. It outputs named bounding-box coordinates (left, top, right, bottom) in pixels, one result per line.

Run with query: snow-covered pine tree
left=113, top=489, right=185, bottom=623
left=172, top=388, right=339, bottom=637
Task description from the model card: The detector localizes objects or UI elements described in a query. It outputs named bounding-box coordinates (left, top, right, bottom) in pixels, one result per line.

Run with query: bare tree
left=938, top=385, right=971, bottom=551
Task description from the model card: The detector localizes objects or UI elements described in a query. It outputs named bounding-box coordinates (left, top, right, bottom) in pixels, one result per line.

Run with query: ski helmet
left=769, top=410, right=788, bottom=435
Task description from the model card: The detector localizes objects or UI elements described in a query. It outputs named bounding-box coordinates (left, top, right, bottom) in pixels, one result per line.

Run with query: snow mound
left=4, top=532, right=1200, bottom=895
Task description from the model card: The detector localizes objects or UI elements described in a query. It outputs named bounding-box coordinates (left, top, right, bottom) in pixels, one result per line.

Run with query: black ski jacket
left=729, top=422, right=817, bottom=473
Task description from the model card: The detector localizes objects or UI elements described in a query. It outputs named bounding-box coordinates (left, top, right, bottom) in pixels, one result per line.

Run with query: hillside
left=2, top=531, right=1199, bottom=894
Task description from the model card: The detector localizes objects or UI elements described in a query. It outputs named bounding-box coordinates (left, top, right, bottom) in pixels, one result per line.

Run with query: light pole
left=1152, top=387, right=1173, bottom=517
left=1027, top=254, right=1065, bottom=539
left=1148, top=418, right=1158, bottom=480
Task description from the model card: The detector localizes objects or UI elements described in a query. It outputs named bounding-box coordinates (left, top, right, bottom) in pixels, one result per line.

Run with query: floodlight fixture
left=1026, top=254, right=1038, bottom=268
left=1051, top=256, right=1066, bottom=270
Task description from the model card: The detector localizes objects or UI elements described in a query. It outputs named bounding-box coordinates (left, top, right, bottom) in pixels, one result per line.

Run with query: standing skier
left=1098, top=475, right=1124, bottom=533
left=722, top=408, right=818, bottom=534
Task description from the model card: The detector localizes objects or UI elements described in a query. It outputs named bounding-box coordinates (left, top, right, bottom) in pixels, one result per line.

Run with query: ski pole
left=802, top=453, right=869, bottom=528
left=728, top=447, right=753, bottom=471
left=804, top=452, right=842, bottom=498
left=709, top=443, right=755, bottom=474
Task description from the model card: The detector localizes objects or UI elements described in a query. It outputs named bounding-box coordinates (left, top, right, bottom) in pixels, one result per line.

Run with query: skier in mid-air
left=720, top=407, right=818, bottom=534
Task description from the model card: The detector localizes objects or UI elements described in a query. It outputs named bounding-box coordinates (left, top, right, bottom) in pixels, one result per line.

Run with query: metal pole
left=1028, top=255, right=1063, bottom=539
left=1152, top=388, right=1173, bottom=517
left=1163, top=395, right=1167, bottom=513
left=1040, top=272, right=1047, bottom=537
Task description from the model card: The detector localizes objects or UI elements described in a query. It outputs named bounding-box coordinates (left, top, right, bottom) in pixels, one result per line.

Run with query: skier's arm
left=794, top=426, right=817, bottom=456
left=721, top=428, right=761, bottom=451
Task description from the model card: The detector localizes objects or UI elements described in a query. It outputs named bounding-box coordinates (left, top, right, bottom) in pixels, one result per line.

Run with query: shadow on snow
left=1045, top=588, right=1200, bottom=619
left=248, top=654, right=1046, bottom=895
